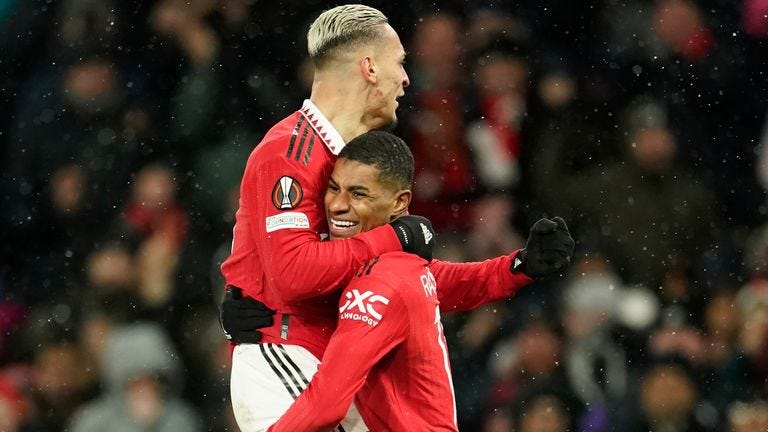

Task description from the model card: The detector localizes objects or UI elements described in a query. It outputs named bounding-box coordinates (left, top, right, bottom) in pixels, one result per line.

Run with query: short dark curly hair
left=338, top=131, right=414, bottom=190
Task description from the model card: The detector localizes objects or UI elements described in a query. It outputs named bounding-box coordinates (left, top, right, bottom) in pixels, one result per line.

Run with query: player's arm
left=251, top=154, right=431, bottom=302
left=431, top=217, right=575, bottom=312
left=268, top=281, right=408, bottom=431
left=430, top=252, right=532, bottom=312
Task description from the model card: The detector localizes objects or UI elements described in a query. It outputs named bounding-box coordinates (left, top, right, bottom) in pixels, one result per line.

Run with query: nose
left=327, top=191, right=350, bottom=214
left=402, top=69, right=410, bottom=89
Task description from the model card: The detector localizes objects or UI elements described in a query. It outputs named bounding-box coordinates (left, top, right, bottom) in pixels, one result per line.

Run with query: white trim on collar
left=299, top=99, right=346, bottom=156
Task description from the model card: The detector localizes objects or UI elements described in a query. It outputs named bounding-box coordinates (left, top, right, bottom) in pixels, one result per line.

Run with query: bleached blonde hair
left=307, top=4, right=389, bottom=69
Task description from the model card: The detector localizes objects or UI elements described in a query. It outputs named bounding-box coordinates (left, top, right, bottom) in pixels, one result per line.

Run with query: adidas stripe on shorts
left=230, top=343, right=368, bottom=432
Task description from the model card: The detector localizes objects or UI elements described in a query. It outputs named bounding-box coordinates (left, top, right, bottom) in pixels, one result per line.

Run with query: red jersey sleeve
left=430, top=250, right=534, bottom=312
left=248, top=148, right=401, bottom=303
left=268, top=281, right=408, bottom=432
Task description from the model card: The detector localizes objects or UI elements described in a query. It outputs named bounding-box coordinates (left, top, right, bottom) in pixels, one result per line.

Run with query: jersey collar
left=299, top=99, right=346, bottom=155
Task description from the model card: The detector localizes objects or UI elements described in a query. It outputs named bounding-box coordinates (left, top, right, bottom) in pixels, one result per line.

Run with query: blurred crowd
left=1, top=0, right=768, bottom=431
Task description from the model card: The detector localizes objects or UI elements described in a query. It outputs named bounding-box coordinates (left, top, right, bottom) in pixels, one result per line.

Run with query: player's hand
left=219, top=286, right=275, bottom=344
left=512, top=216, right=575, bottom=278
left=390, top=215, right=436, bottom=262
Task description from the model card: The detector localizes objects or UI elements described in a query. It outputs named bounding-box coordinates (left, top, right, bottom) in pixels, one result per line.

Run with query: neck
left=310, top=71, right=372, bottom=143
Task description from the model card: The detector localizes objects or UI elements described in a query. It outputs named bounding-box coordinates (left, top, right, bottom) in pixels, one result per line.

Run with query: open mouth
left=329, top=218, right=360, bottom=238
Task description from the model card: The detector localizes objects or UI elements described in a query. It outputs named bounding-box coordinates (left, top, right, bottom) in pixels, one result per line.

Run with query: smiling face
left=366, top=24, right=410, bottom=129
left=325, top=158, right=410, bottom=240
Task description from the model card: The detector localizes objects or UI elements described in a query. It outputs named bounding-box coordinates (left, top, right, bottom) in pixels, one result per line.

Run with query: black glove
left=512, top=216, right=575, bottom=278
left=390, top=215, right=436, bottom=261
left=219, top=286, right=275, bottom=344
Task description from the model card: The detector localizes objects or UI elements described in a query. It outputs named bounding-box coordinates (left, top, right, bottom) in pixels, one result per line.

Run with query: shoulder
left=344, top=267, right=402, bottom=304
left=247, top=112, right=301, bottom=158
left=338, top=277, right=403, bottom=328
left=338, top=255, right=432, bottom=328
left=369, top=252, right=428, bottom=271
left=256, top=112, right=324, bottom=161
left=356, top=253, right=430, bottom=301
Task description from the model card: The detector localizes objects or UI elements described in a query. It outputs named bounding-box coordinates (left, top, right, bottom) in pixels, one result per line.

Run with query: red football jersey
left=221, top=100, right=533, bottom=359
left=269, top=252, right=459, bottom=432
left=221, top=100, right=403, bottom=357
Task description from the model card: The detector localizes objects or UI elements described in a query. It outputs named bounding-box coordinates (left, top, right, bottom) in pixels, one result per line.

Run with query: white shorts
left=230, top=343, right=368, bottom=432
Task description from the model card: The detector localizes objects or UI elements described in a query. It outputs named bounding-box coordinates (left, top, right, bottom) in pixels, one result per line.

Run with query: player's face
left=367, top=25, right=409, bottom=129
left=325, top=158, right=408, bottom=240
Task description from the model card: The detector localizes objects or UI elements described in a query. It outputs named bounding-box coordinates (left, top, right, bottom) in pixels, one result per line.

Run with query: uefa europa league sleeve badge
left=271, top=176, right=303, bottom=210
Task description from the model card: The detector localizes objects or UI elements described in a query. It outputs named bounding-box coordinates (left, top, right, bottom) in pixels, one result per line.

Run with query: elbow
left=265, top=261, right=307, bottom=303
left=271, top=279, right=305, bottom=303
left=268, top=260, right=329, bottom=303
left=271, top=277, right=327, bottom=304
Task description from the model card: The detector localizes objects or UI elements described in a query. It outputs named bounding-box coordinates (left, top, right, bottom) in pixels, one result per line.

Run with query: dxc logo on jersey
left=339, top=289, right=390, bottom=326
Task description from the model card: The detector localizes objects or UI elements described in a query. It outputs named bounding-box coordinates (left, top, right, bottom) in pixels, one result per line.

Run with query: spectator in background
left=109, top=163, right=188, bottom=309
left=463, top=34, right=531, bottom=261
left=511, top=383, right=581, bottom=432
left=149, top=0, right=305, bottom=174
left=405, top=28, right=536, bottom=407
left=8, top=303, right=97, bottom=432
left=2, top=163, right=92, bottom=306
left=148, top=0, right=309, bottom=316
left=0, top=366, right=36, bottom=432
left=533, top=96, right=716, bottom=287
left=67, top=322, right=201, bottom=432
left=2, top=50, right=154, bottom=302
left=9, top=52, right=152, bottom=213
left=31, top=335, right=95, bottom=431
left=734, top=277, right=768, bottom=398
left=559, top=256, right=631, bottom=430
left=631, top=357, right=711, bottom=432
left=82, top=244, right=137, bottom=324
left=733, top=223, right=768, bottom=400
left=404, top=12, right=475, bottom=233
left=743, top=0, right=768, bottom=38
left=115, top=163, right=188, bottom=249
left=697, top=289, right=753, bottom=427
left=597, top=0, right=763, bottom=227
left=0, top=302, right=25, bottom=365
left=79, top=216, right=186, bottom=349
left=728, top=400, right=768, bottom=432
left=481, top=316, right=580, bottom=430
left=465, top=36, right=529, bottom=196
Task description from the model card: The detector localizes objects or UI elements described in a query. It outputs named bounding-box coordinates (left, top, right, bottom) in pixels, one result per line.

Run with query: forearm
left=262, top=225, right=401, bottom=302
left=250, top=153, right=402, bottom=301
left=430, top=251, right=533, bottom=312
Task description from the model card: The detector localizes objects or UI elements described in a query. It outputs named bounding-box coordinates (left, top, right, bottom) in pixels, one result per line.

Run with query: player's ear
left=360, top=56, right=377, bottom=84
left=391, top=189, right=411, bottom=218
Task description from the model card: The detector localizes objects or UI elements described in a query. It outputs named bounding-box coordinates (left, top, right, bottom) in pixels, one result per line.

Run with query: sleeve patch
left=271, top=176, right=303, bottom=209
left=265, top=212, right=310, bottom=232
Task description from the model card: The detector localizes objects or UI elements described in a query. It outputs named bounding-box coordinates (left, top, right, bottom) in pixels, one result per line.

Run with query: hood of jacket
left=102, top=322, right=182, bottom=395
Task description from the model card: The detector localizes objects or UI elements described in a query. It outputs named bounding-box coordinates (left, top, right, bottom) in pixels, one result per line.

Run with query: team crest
left=271, top=176, right=303, bottom=209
